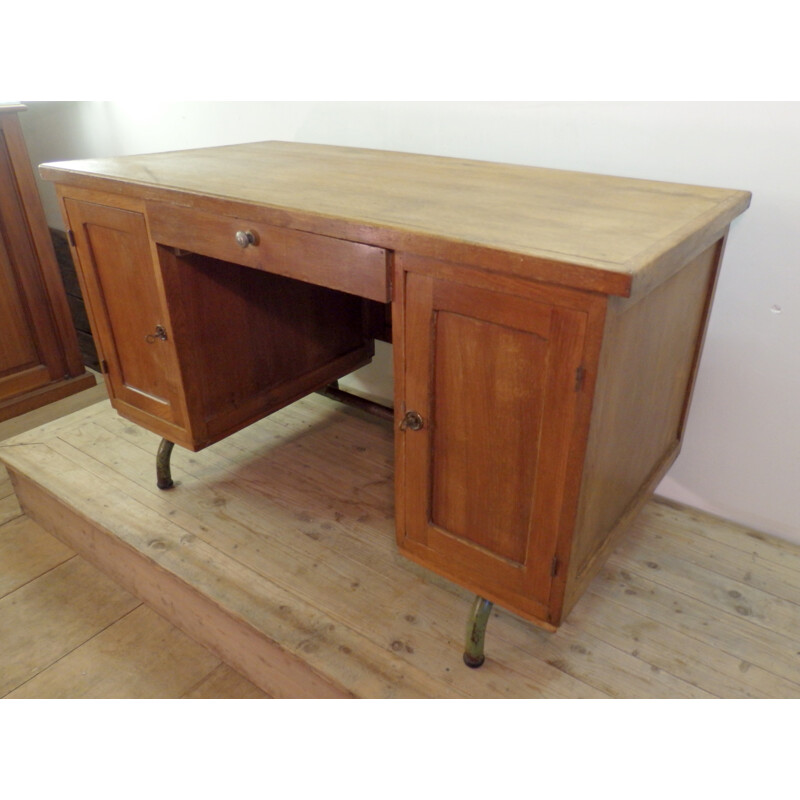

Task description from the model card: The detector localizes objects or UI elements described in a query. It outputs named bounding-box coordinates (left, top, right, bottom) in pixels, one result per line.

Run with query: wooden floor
left=0, top=381, right=266, bottom=699
left=1, top=382, right=799, bottom=698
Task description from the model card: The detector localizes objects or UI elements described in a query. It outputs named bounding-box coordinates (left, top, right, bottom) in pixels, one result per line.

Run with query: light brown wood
left=0, top=492, right=21, bottom=526
left=0, top=471, right=12, bottom=502
left=0, top=514, right=72, bottom=597
left=7, top=605, right=223, bottom=699
left=7, top=466, right=356, bottom=698
left=181, top=664, right=271, bottom=699
left=40, top=141, right=751, bottom=299
left=39, top=142, right=751, bottom=637
left=0, top=378, right=264, bottom=699
left=0, top=556, right=139, bottom=696
left=0, top=105, right=95, bottom=423
left=563, top=239, right=725, bottom=617
left=2, top=397, right=798, bottom=698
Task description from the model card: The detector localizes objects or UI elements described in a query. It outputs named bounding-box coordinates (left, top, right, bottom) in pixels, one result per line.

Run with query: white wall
left=19, top=101, right=800, bottom=544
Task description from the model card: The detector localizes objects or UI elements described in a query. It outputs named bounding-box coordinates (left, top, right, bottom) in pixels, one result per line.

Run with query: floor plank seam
left=626, top=517, right=800, bottom=589
left=5, top=394, right=799, bottom=699
left=548, top=625, right=717, bottom=699
left=628, top=535, right=800, bottom=606
left=15, top=476, right=417, bottom=698
left=0, top=551, right=79, bottom=603
left=577, top=627, right=722, bottom=698
left=2, top=597, right=145, bottom=699
left=651, top=498, right=799, bottom=567
left=41, top=430, right=454, bottom=681
left=589, top=572, right=800, bottom=694
left=0, top=508, right=24, bottom=527
left=178, top=667, right=231, bottom=700
left=581, top=586, right=792, bottom=698
left=610, top=549, right=800, bottom=648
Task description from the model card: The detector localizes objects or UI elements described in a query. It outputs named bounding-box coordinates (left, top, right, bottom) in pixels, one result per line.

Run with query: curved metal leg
left=463, top=595, right=494, bottom=668
left=156, top=438, right=175, bottom=490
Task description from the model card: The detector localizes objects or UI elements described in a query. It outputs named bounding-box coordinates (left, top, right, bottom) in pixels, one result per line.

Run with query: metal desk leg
left=463, top=595, right=494, bottom=668
left=156, top=438, right=175, bottom=490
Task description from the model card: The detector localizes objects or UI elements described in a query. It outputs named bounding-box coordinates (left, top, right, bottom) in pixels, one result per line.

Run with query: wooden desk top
left=41, top=141, right=750, bottom=299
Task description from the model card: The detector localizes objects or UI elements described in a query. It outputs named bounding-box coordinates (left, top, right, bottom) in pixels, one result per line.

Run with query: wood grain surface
left=41, top=141, right=751, bottom=298
left=2, top=396, right=797, bottom=699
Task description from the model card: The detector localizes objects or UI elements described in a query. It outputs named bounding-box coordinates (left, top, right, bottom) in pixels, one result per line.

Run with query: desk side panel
left=564, top=237, right=726, bottom=614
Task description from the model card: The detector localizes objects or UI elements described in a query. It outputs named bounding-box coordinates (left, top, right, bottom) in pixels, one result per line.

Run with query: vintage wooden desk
left=40, top=142, right=750, bottom=666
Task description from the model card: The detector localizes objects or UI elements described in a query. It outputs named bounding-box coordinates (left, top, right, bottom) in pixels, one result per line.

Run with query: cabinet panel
left=63, top=199, right=186, bottom=429
left=0, top=232, right=40, bottom=377
left=430, top=299, right=549, bottom=564
left=0, top=107, right=94, bottom=422
left=0, top=124, right=67, bottom=387
left=398, top=272, right=587, bottom=619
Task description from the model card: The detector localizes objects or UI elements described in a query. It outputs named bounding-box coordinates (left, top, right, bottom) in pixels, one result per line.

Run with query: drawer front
left=147, top=202, right=389, bottom=302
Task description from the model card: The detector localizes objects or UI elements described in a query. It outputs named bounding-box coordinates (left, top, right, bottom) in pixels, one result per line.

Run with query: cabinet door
left=398, top=273, right=586, bottom=622
left=63, top=198, right=187, bottom=433
left=0, top=116, right=75, bottom=402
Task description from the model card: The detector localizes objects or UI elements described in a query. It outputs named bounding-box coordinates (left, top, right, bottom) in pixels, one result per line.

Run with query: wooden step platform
left=2, top=395, right=799, bottom=698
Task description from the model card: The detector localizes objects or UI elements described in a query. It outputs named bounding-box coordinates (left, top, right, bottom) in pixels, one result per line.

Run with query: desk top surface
left=42, top=141, right=750, bottom=298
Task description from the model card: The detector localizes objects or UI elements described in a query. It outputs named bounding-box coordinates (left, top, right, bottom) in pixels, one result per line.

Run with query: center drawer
left=146, top=201, right=389, bottom=302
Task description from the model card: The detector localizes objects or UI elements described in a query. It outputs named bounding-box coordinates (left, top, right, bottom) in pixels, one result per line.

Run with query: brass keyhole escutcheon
left=400, top=410, right=424, bottom=431
left=145, top=325, right=168, bottom=344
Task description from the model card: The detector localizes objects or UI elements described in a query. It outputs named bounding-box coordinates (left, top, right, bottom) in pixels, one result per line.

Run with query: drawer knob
left=400, top=410, right=424, bottom=431
left=235, top=229, right=258, bottom=248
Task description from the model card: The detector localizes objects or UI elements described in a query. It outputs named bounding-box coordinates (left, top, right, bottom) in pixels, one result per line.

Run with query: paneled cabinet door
left=63, top=198, right=187, bottom=432
left=0, top=108, right=92, bottom=420
left=398, top=273, right=587, bottom=623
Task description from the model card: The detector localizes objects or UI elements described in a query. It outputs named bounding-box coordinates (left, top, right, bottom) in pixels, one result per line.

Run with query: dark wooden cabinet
left=0, top=105, right=94, bottom=421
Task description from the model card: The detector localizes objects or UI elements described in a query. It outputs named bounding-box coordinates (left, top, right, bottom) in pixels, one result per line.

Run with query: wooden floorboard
left=0, top=556, right=140, bottom=696
left=0, top=515, right=73, bottom=598
left=0, top=379, right=266, bottom=700
left=0, top=491, right=22, bottom=527
left=7, top=604, right=251, bottom=699
left=1, top=392, right=798, bottom=698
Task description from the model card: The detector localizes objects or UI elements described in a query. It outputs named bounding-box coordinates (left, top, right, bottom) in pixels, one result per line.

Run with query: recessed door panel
left=431, top=308, right=549, bottom=564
